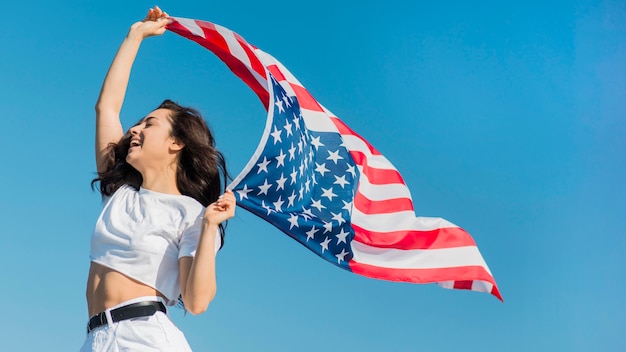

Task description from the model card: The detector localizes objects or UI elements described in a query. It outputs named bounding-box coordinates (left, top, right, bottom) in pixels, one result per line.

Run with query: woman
left=82, top=6, right=234, bottom=351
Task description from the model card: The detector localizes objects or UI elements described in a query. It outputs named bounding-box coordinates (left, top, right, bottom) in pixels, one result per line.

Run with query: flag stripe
left=349, top=260, right=496, bottom=286
left=350, top=241, right=489, bottom=270
left=351, top=224, right=477, bottom=250
left=351, top=151, right=405, bottom=185
left=329, top=117, right=381, bottom=156
left=290, top=84, right=324, bottom=112
left=351, top=208, right=457, bottom=233
left=353, top=191, right=414, bottom=214
left=356, top=174, right=413, bottom=201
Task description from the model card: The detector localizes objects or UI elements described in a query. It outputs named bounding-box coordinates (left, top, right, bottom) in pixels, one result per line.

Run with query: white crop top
left=90, top=185, right=221, bottom=305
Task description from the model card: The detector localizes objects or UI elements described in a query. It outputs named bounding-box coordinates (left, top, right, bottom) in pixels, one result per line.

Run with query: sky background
left=1, top=0, right=624, bottom=351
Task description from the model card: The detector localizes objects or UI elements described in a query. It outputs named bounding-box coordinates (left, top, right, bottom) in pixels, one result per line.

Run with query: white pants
left=80, top=296, right=192, bottom=352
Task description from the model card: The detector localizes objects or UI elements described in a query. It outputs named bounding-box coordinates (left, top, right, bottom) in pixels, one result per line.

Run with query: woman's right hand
left=128, top=6, right=169, bottom=40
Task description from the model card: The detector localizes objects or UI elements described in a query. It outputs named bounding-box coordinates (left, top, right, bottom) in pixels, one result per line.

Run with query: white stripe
left=255, top=50, right=303, bottom=96
left=214, top=26, right=269, bottom=94
left=356, top=171, right=412, bottom=200
left=300, top=109, right=339, bottom=133
left=174, top=18, right=206, bottom=39
left=471, top=280, right=493, bottom=293
left=352, top=207, right=457, bottom=232
left=351, top=241, right=490, bottom=271
left=437, top=281, right=454, bottom=289
left=343, top=135, right=398, bottom=170
left=215, top=25, right=253, bottom=74
left=258, top=52, right=305, bottom=87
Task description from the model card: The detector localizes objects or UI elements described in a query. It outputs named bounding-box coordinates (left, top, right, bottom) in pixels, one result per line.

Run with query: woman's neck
left=140, top=168, right=181, bottom=195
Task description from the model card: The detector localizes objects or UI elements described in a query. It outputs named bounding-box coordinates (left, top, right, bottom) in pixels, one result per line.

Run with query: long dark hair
left=92, top=99, right=229, bottom=246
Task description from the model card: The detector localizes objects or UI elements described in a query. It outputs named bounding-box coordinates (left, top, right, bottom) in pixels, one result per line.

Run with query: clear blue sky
left=1, top=1, right=624, bottom=351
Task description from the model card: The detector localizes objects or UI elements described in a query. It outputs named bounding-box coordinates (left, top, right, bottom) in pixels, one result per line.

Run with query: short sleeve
left=178, top=214, right=222, bottom=258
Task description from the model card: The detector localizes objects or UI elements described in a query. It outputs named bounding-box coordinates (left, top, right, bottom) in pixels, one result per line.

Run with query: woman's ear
left=170, top=138, right=185, bottom=152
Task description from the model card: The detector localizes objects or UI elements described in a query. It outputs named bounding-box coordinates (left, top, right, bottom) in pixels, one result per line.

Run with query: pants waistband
left=87, top=300, right=166, bottom=333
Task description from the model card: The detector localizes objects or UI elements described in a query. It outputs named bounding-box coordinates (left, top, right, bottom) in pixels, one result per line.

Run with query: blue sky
left=1, top=0, right=624, bottom=351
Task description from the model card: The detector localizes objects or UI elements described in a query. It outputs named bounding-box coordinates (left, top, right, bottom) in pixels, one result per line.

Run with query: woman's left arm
left=179, top=190, right=236, bottom=315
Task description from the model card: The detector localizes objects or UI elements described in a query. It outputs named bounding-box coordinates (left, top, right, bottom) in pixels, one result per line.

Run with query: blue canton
left=233, top=76, right=359, bottom=269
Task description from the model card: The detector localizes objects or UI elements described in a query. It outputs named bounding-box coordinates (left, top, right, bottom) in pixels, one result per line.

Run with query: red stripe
left=351, top=224, right=477, bottom=250
left=267, top=65, right=286, bottom=81
left=233, top=32, right=266, bottom=79
left=353, top=191, right=414, bottom=214
left=331, top=117, right=380, bottom=156
left=290, top=84, right=324, bottom=112
left=453, top=280, right=473, bottom=290
left=350, top=151, right=404, bottom=185
left=349, top=261, right=502, bottom=301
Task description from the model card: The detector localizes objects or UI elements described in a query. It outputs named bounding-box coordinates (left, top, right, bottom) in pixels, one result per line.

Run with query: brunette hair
left=92, top=99, right=229, bottom=245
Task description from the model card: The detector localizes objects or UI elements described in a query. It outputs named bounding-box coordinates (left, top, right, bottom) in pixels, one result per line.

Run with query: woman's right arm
left=95, top=6, right=169, bottom=173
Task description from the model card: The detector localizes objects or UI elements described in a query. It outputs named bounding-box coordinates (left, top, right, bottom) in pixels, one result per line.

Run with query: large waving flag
left=167, top=17, right=502, bottom=301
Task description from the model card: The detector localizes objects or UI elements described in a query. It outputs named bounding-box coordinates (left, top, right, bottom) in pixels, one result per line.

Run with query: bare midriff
left=86, top=261, right=167, bottom=317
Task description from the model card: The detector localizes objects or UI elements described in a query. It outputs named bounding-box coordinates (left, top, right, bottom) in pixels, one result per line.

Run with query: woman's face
left=126, top=108, right=182, bottom=173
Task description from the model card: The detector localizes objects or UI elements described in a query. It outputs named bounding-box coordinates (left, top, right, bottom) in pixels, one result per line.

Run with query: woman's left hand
left=203, top=190, right=236, bottom=227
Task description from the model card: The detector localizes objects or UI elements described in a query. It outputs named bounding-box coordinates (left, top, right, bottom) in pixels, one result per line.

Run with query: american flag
left=167, top=18, right=502, bottom=301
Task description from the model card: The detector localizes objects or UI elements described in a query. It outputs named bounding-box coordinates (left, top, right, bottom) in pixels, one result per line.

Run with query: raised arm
left=95, top=6, right=169, bottom=173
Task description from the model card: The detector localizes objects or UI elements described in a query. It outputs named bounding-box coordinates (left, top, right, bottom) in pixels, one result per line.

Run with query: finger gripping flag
left=167, top=18, right=502, bottom=301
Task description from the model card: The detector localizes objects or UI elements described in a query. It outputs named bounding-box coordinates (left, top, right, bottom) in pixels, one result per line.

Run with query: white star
left=311, top=198, right=326, bottom=212
left=305, top=226, right=318, bottom=242
left=323, top=220, right=333, bottom=233
left=331, top=211, right=345, bottom=225
left=301, top=206, right=314, bottom=220
left=257, top=179, right=271, bottom=195
left=342, top=200, right=352, bottom=213
left=292, top=113, right=300, bottom=130
left=270, top=126, right=282, bottom=144
left=287, top=213, right=299, bottom=229
left=335, top=229, right=349, bottom=244
left=327, top=150, right=344, bottom=164
left=290, top=167, right=298, bottom=185
left=321, top=187, right=337, bottom=201
left=284, top=120, right=293, bottom=137
left=275, top=96, right=285, bottom=113
left=299, top=162, right=305, bottom=177
left=315, top=162, right=330, bottom=177
left=304, top=178, right=311, bottom=193
left=256, top=156, right=271, bottom=174
left=298, top=186, right=304, bottom=200
left=346, top=164, right=357, bottom=178
left=275, top=149, right=286, bottom=167
left=297, top=139, right=303, bottom=153
left=287, top=190, right=297, bottom=207
left=276, top=173, right=287, bottom=191
left=288, top=143, right=296, bottom=161
left=333, top=175, right=349, bottom=188
left=236, top=184, right=252, bottom=200
left=261, top=200, right=274, bottom=215
left=273, top=196, right=284, bottom=212
left=320, top=237, right=331, bottom=253
left=310, top=136, right=324, bottom=150
left=335, top=248, right=349, bottom=264
left=301, top=133, right=308, bottom=147
left=282, top=93, right=292, bottom=107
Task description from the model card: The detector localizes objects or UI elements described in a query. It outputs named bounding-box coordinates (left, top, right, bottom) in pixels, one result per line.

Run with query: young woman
left=82, top=7, right=234, bottom=351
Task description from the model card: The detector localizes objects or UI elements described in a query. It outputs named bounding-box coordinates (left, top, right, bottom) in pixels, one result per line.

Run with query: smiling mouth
left=130, top=139, right=142, bottom=148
